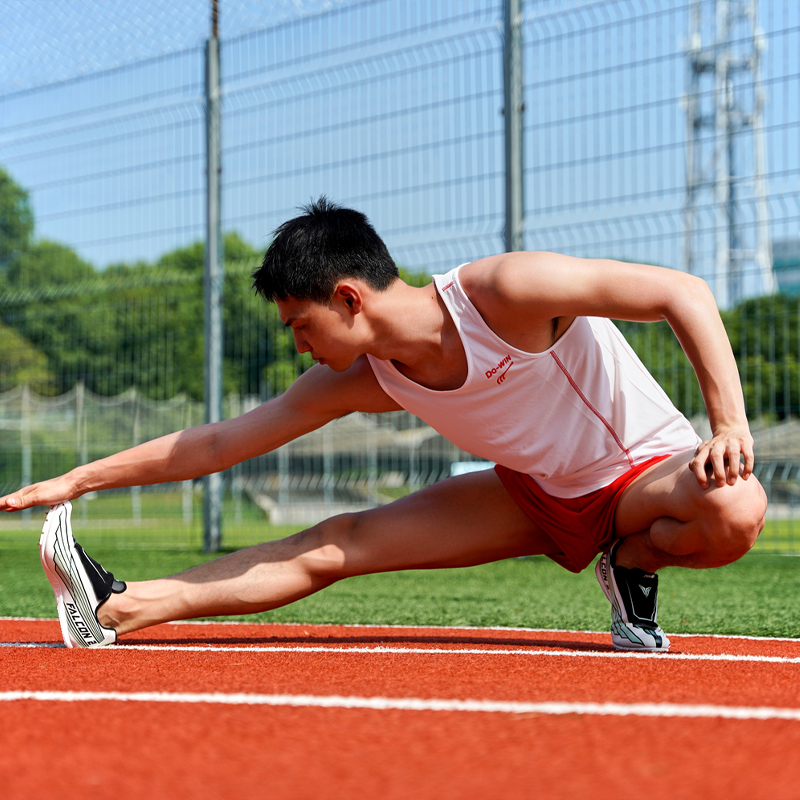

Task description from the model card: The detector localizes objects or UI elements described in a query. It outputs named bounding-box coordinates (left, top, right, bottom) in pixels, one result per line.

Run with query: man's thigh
left=336, top=468, right=561, bottom=576
left=614, top=448, right=766, bottom=538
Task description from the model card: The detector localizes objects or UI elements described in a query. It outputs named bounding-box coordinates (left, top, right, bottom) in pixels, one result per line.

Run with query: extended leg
left=98, top=469, right=560, bottom=637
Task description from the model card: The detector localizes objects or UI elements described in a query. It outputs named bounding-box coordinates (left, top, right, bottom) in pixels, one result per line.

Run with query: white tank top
left=366, top=265, right=700, bottom=498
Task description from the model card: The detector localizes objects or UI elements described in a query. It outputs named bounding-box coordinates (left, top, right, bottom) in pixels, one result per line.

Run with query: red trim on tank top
left=550, top=351, right=634, bottom=468
left=442, top=280, right=455, bottom=290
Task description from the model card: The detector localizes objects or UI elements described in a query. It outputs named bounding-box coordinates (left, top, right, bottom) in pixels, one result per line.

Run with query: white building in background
left=773, top=239, right=800, bottom=296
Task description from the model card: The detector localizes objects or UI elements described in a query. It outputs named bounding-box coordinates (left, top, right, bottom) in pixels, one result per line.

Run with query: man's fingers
left=710, top=445, right=727, bottom=486
left=742, top=445, right=755, bottom=479
left=1, top=485, right=52, bottom=511
left=690, top=431, right=754, bottom=489
left=0, top=494, right=21, bottom=511
left=689, top=445, right=711, bottom=488
left=725, top=443, right=741, bottom=485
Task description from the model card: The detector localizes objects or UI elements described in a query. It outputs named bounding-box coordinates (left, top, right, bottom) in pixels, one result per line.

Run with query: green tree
left=0, top=167, right=34, bottom=277
left=102, top=231, right=267, bottom=400
left=2, top=241, right=111, bottom=395
left=0, top=323, right=54, bottom=393
left=617, top=293, right=800, bottom=422
left=724, top=294, right=800, bottom=419
left=105, top=242, right=206, bottom=400
left=7, top=238, right=96, bottom=289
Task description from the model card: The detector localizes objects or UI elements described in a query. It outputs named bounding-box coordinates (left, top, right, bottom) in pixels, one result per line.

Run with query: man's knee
left=695, top=476, right=767, bottom=566
left=296, top=512, right=364, bottom=580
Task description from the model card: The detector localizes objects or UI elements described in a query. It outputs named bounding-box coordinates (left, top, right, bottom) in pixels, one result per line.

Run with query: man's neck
left=366, top=281, right=468, bottom=392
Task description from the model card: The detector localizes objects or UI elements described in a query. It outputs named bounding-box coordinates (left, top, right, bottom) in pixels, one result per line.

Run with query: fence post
left=230, top=393, right=242, bottom=524
left=323, top=424, right=334, bottom=509
left=75, top=381, right=89, bottom=521
left=131, top=387, right=142, bottom=525
left=20, top=385, right=31, bottom=522
left=503, top=0, right=525, bottom=253
left=203, top=0, right=223, bottom=553
left=182, top=397, right=193, bottom=527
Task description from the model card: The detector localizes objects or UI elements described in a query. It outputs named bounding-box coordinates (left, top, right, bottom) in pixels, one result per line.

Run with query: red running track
left=1, top=618, right=799, bottom=800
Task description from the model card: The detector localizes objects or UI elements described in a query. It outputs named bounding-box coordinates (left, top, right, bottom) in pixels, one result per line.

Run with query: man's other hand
left=689, top=426, right=754, bottom=488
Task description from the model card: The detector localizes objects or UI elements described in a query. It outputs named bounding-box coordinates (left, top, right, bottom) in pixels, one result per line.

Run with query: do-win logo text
left=485, top=354, right=513, bottom=385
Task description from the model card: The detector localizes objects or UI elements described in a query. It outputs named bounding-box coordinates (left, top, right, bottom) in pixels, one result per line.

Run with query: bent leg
left=614, top=449, right=768, bottom=572
left=99, top=469, right=560, bottom=636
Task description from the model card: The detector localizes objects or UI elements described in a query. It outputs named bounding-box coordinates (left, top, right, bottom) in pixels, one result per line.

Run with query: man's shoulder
left=458, top=252, right=557, bottom=296
left=456, top=254, right=570, bottom=350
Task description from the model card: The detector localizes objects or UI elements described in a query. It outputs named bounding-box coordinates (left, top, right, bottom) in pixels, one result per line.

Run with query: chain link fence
left=0, top=0, right=799, bottom=552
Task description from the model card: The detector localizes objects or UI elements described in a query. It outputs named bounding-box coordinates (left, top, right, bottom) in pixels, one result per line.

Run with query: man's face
left=276, top=295, right=362, bottom=372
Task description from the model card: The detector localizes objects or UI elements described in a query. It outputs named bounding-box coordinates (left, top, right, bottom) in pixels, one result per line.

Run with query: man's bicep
left=482, top=252, right=697, bottom=323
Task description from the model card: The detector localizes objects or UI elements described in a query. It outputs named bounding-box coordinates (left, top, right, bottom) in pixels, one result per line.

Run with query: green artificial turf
left=1, top=537, right=798, bottom=638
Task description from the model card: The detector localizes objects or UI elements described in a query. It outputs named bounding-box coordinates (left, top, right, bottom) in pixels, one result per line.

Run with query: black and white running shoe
left=39, top=501, right=127, bottom=648
left=595, top=539, right=670, bottom=652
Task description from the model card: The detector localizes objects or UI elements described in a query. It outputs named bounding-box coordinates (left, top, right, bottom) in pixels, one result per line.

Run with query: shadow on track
left=119, top=633, right=616, bottom=652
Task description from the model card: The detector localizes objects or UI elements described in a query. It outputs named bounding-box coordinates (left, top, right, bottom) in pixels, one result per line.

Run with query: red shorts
left=495, top=454, right=671, bottom=574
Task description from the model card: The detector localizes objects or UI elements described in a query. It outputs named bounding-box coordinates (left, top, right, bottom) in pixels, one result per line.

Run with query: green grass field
left=1, top=490, right=798, bottom=638
left=1, top=536, right=798, bottom=639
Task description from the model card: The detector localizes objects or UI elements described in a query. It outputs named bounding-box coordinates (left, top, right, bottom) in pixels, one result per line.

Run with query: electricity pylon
left=684, top=0, right=775, bottom=308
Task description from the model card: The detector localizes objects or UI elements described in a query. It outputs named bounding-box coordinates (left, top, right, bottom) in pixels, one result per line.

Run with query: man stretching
left=0, top=198, right=767, bottom=652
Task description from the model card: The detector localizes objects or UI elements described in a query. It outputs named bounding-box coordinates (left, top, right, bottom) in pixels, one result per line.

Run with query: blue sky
left=1, top=0, right=798, bottom=302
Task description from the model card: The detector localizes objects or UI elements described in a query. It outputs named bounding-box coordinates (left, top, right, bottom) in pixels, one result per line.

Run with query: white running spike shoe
left=39, top=501, right=126, bottom=648
left=595, top=540, right=670, bottom=652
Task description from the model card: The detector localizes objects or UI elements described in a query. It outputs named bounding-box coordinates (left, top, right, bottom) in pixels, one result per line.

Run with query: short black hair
left=252, top=197, right=399, bottom=304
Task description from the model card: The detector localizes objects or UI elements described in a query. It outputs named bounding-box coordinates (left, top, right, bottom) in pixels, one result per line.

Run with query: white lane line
left=90, top=643, right=800, bottom=664
left=4, top=641, right=800, bottom=664
left=3, top=617, right=799, bottom=643
left=1, top=690, right=799, bottom=721
left=0, top=642, right=63, bottom=648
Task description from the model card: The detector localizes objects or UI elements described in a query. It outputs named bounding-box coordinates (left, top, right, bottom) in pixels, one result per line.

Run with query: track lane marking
left=4, top=641, right=800, bottom=664
left=1, top=690, right=799, bottom=721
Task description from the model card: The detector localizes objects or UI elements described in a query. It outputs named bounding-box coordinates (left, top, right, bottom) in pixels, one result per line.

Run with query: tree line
left=1, top=166, right=797, bottom=419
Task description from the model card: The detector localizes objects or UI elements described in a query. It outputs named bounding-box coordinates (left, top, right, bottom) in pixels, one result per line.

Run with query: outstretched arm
left=463, top=252, right=751, bottom=489
left=0, top=356, right=400, bottom=512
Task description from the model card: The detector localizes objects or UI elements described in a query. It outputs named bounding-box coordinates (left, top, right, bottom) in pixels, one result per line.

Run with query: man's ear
left=334, top=283, right=363, bottom=316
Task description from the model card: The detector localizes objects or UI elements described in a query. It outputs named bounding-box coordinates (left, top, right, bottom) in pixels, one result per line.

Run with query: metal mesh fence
left=0, top=0, right=354, bottom=94
left=220, top=0, right=505, bottom=274
left=0, top=0, right=799, bottom=553
left=0, top=381, right=462, bottom=549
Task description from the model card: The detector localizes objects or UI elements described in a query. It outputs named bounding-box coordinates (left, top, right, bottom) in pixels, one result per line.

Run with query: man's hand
left=689, top=426, right=754, bottom=489
left=0, top=476, right=76, bottom=512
